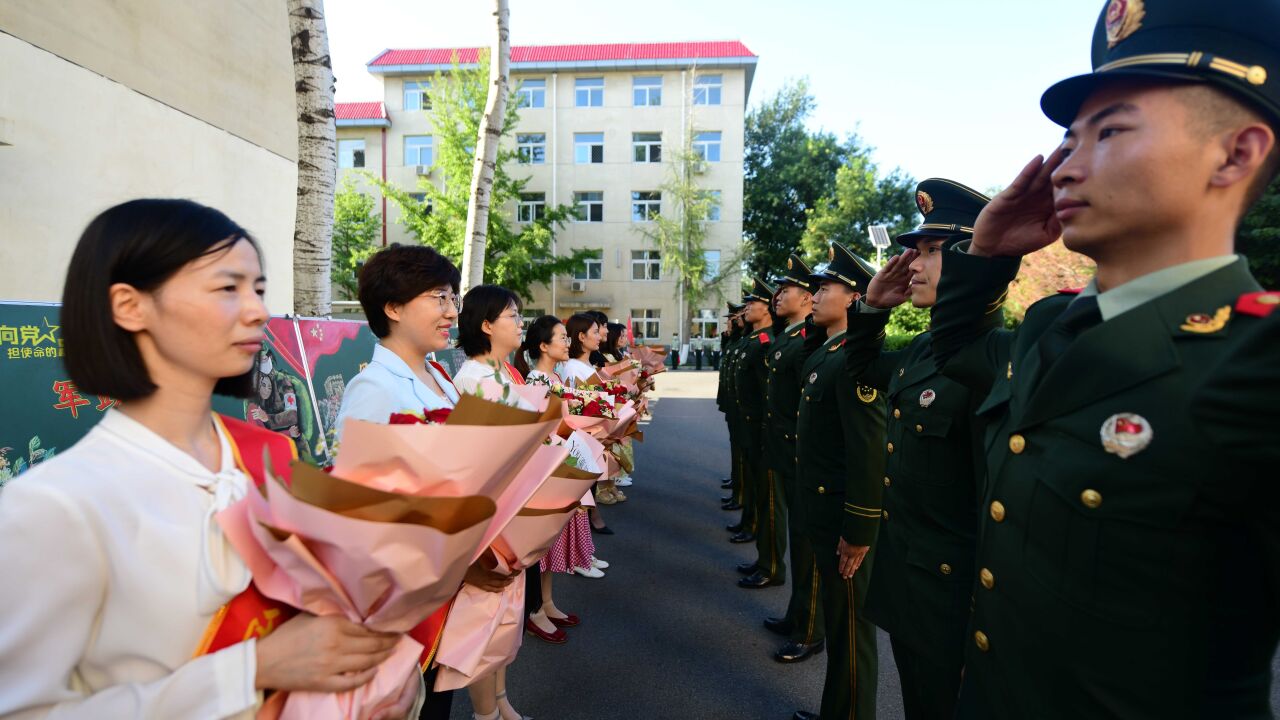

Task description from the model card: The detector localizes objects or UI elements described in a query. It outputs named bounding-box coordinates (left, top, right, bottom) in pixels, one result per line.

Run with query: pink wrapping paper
left=470, top=443, right=569, bottom=561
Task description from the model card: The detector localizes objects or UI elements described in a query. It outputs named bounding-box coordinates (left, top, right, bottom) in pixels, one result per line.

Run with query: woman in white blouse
left=560, top=314, right=624, bottom=525
left=0, top=200, right=411, bottom=719
left=336, top=248, right=520, bottom=720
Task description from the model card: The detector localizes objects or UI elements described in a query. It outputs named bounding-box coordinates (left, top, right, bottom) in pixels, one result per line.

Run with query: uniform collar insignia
left=1179, top=305, right=1230, bottom=334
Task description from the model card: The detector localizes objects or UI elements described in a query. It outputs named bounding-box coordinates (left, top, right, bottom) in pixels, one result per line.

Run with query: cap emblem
left=827, top=245, right=835, bottom=262
left=1104, top=0, right=1145, bottom=48
left=915, top=190, right=934, bottom=215
left=786, top=257, right=794, bottom=270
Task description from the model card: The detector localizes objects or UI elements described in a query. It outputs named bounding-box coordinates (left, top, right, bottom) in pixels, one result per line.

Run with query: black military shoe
left=738, top=571, right=783, bottom=589
left=774, top=639, right=825, bottom=664
left=720, top=479, right=733, bottom=489
left=793, top=712, right=819, bottom=720
left=726, top=521, right=744, bottom=533
left=736, top=561, right=758, bottom=575
left=763, top=617, right=794, bottom=636
left=720, top=494, right=734, bottom=502
left=728, top=531, right=756, bottom=544
left=721, top=501, right=743, bottom=511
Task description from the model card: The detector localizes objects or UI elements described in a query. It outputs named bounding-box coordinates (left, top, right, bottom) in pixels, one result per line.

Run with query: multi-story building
left=335, top=41, right=757, bottom=345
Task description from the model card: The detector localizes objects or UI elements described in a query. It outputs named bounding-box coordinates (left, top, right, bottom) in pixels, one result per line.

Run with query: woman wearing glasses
left=337, top=246, right=520, bottom=720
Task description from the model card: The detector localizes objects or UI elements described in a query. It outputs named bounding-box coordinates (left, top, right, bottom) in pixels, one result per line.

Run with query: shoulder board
left=758, top=332, right=771, bottom=345
left=1058, top=287, right=1084, bottom=295
left=789, top=329, right=803, bottom=338
left=827, top=339, right=847, bottom=352
left=1236, top=291, right=1280, bottom=318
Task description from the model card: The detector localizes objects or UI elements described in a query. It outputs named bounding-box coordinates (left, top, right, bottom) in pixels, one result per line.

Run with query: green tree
left=1240, top=175, right=1280, bottom=289
left=330, top=178, right=380, bottom=300
left=743, top=79, right=846, bottom=277
left=800, top=140, right=918, bottom=264
left=364, top=55, right=591, bottom=300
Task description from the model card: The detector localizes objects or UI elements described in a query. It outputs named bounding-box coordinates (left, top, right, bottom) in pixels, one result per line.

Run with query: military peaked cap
left=897, top=178, right=991, bottom=249
left=809, top=242, right=877, bottom=291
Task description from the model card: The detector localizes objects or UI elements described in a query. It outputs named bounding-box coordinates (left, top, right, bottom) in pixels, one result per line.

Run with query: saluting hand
left=837, top=538, right=870, bottom=580
left=970, top=148, right=1067, bottom=258
left=865, top=250, right=918, bottom=309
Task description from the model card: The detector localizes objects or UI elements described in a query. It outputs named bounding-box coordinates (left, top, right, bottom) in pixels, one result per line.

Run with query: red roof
left=335, top=101, right=386, bottom=120
left=369, top=41, right=756, bottom=67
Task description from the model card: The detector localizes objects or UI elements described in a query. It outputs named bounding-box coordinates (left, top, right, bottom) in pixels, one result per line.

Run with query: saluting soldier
left=717, top=302, right=745, bottom=494
left=729, top=279, right=779, bottom=553
left=719, top=303, right=749, bottom=518
left=753, top=254, right=827, bottom=662
left=844, top=179, right=991, bottom=719
left=930, top=1, right=1280, bottom=717
left=792, top=242, right=885, bottom=720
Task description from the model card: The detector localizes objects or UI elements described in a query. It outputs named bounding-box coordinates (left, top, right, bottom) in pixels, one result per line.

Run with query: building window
left=522, top=308, right=547, bottom=322
left=409, top=193, right=433, bottom=214
left=631, top=192, right=661, bottom=222
left=630, top=308, right=661, bottom=340
left=574, top=191, right=603, bottom=222
left=574, top=132, right=604, bottom=164
left=693, top=74, right=722, bottom=105
left=703, top=249, right=721, bottom=280
left=404, top=135, right=433, bottom=166
left=516, top=133, right=546, bottom=164
left=693, top=308, right=719, bottom=338
left=631, top=250, right=662, bottom=280
left=632, top=75, right=662, bottom=106
left=693, top=131, right=722, bottom=162
left=338, top=139, right=365, bottom=169
left=517, top=192, right=546, bottom=223
left=404, top=81, right=431, bottom=110
left=707, top=190, right=722, bottom=221
left=517, top=78, right=546, bottom=108
left=632, top=132, right=662, bottom=163
left=575, top=77, right=604, bottom=107
left=573, top=250, right=604, bottom=281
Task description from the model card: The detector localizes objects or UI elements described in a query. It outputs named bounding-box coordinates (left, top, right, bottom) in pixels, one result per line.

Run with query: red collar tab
left=1236, top=291, right=1280, bottom=318
left=799, top=328, right=807, bottom=338
left=1058, top=287, right=1084, bottom=295
left=758, top=332, right=771, bottom=344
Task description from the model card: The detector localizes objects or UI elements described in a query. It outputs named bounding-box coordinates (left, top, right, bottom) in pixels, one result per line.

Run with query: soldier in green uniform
left=931, top=2, right=1280, bottom=717
left=844, top=179, right=991, bottom=719
left=247, top=346, right=319, bottom=465
left=754, top=254, right=826, bottom=661
left=729, top=279, right=779, bottom=555
left=717, top=302, right=747, bottom=511
left=792, top=242, right=885, bottom=720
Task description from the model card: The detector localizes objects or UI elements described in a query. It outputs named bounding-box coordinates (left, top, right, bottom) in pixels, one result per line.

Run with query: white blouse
left=336, top=344, right=459, bottom=441
left=0, top=410, right=260, bottom=719
left=451, top=358, right=514, bottom=394
left=558, top=358, right=597, bottom=386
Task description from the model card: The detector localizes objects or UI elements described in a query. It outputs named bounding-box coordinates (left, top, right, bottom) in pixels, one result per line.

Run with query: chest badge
left=774, top=350, right=782, bottom=360
left=1100, top=413, right=1153, bottom=459
left=919, top=389, right=937, bottom=408
left=808, top=372, right=818, bottom=384
left=856, top=385, right=878, bottom=404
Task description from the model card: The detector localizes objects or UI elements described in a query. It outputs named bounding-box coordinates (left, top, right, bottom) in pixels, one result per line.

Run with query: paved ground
left=452, top=369, right=1279, bottom=719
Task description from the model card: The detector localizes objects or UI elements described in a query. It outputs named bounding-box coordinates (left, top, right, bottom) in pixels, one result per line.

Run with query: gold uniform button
left=915, top=424, right=923, bottom=433
left=898, top=368, right=904, bottom=377
left=804, top=396, right=811, bottom=402
left=1009, top=434, right=1026, bottom=454
left=882, top=510, right=889, bottom=520
left=980, top=568, right=994, bottom=589
left=974, top=631, right=990, bottom=652
left=893, top=408, right=901, bottom=419
left=940, top=563, right=952, bottom=575
left=990, top=500, right=1006, bottom=522
left=883, top=476, right=891, bottom=487
left=887, top=442, right=895, bottom=454
left=1080, top=489, right=1103, bottom=509
left=817, top=486, right=826, bottom=494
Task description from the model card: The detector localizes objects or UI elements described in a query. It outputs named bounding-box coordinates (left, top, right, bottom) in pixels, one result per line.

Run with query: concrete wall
left=0, top=3, right=297, bottom=311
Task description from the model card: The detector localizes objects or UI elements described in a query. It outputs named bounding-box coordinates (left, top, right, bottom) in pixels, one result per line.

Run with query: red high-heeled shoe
left=548, top=613, right=580, bottom=628
left=524, top=619, right=567, bottom=644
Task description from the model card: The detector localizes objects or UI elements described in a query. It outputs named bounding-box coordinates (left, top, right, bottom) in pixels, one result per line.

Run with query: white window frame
left=575, top=77, right=604, bottom=107
left=574, top=192, right=604, bottom=223
left=338, top=139, right=366, bottom=169
left=693, top=131, right=722, bottom=162
left=517, top=192, right=546, bottom=223
left=574, top=132, right=604, bottom=164
left=632, top=75, right=662, bottom=106
left=631, top=191, right=661, bottom=222
left=404, top=80, right=431, bottom=111
left=404, top=135, right=433, bottom=166
left=631, top=250, right=662, bottom=281
left=573, top=250, right=604, bottom=281
left=517, top=78, right=546, bottom=108
left=516, top=133, right=546, bottom=164
left=632, top=132, right=662, bottom=163
left=630, top=308, right=662, bottom=340
left=693, top=74, right=722, bottom=105
left=693, top=309, right=718, bottom=338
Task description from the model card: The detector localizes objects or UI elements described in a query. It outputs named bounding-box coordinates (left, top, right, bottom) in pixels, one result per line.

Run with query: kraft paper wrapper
left=445, top=392, right=561, bottom=427
left=288, top=462, right=495, bottom=532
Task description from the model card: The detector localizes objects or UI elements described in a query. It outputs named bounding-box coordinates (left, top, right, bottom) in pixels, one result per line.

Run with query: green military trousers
left=809, top=504, right=878, bottom=720
left=776, top=454, right=823, bottom=644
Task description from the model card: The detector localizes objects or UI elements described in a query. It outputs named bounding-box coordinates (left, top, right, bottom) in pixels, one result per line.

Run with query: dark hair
left=587, top=310, right=609, bottom=326
left=456, top=284, right=521, bottom=358
left=565, top=313, right=598, bottom=360
left=61, top=198, right=262, bottom=401
left=601, top=322, right=627, bottom=358
left=357, top=244, right=460, bottom=338
left=515, top=314, right=562, bottom=378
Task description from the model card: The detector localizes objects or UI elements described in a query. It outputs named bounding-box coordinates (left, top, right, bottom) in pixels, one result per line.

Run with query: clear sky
left=327, top=0, right=1102, bottom=192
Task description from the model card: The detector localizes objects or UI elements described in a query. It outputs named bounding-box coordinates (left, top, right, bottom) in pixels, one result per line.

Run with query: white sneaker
left=616, top=475, right=633, bottom=487
left=573, top=565, right=605, bottom=578
left=591, top=556, right=610, bottom=570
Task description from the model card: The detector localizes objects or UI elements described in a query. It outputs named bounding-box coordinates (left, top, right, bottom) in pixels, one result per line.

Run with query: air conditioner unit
left=415, top=164, right=432, bottom=176
left=569, top=280, right=587, bottom=293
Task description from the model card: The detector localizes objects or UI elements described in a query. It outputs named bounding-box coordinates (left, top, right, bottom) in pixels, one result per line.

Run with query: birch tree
left=459, top=0, right=510, bottom=294
left=289, top=0, right=336, bottom=316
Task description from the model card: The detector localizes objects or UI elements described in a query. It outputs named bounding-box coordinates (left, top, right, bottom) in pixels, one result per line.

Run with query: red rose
left=388, top=412, right=427, bottom=425
left=425, top=408, right=453, bottom=424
